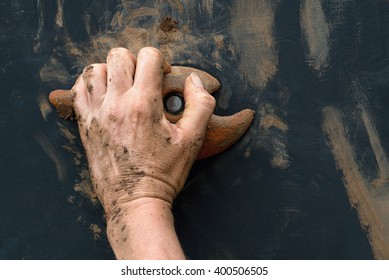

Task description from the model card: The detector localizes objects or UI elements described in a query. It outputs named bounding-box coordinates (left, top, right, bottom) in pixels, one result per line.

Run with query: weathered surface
left=1, top=0, right=389, bottom=259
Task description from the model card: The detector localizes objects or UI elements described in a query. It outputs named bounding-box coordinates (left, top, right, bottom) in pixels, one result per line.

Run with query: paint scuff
left=230, top=0, right=278, bottom=89
left=300, top=0, right=330, bottom=73
left=361, top=108, right=389, bottom=180
left=322, top=106, right=389, bottom=259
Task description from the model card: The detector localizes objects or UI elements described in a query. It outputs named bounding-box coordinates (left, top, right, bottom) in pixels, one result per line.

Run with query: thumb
left=176, top=73, right=216, bottom=138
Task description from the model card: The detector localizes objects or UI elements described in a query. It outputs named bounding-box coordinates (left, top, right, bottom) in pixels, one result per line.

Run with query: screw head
left=164, top=93, right=185, bottom=115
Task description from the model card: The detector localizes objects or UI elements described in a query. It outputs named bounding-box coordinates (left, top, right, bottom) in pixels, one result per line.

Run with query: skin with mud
left=49, top=66, right=255, bottom=160
left=69, top=46, right=218, bottom=259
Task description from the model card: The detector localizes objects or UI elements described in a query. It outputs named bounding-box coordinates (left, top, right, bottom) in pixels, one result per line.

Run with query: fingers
left=72, top=64, right=107, bottom=116
left=176, top=73, right=216, bottom=137
left=106, top=47, right=136, bottom=94
left=82, top=63, right=107, bottom=108
left=72, top=75, right=88, bottom=117
left=132, top=47, right=171, bottom=101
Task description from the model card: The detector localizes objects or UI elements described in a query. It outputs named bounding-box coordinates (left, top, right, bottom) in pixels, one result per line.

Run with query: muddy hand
left=49, top=66, right=254, bottom=159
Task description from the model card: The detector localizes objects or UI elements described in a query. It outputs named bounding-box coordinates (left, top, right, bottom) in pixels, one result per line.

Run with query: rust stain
left=322, top=106, right=389, bottom=259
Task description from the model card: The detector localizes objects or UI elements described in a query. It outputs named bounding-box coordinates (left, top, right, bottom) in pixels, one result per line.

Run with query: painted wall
left=1, top=0, right=389, bottom=259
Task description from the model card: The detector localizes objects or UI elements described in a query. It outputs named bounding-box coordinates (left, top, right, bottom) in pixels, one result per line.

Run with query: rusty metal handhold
left=49, top=66, right=254, bottom=159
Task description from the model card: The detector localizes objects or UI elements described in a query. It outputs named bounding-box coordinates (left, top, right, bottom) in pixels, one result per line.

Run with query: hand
left=71, top=47, right=215, bottom=259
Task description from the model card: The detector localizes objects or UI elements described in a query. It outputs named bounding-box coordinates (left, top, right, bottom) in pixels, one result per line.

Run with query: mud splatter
left=322, top=106, right=389, bottom=259
left=250, top=102, right=290, bottom=169
left=33, top=130, right=67, bottom=181
left=270, top=138, right=290, bottom=170
left=89, top=223, right=102, bottom=240
left=53, top=6, right=206, bottom=69
left=73, top=169, right=98, bottom=203
left=230, top=0, right=278, bottom=89
left=300, top=0, right=330, bottom=73
left=57, top=122, right=98, bottom=203
left=159, top=16, right=178, bottom=32
left=166, top=0, right=184, bottom=14
left=258, top=114, right=289, bottom=169
left=55, top=0, right=64, bottom=28
left=37, top=92, right=52, bottom=121
left=33, top=0, right=44, bottom=53
left=260, top=115, right=288, bottom=132
left=200, top=0, right=214, bottom=19
left=39, top=57, right=70, bottom=84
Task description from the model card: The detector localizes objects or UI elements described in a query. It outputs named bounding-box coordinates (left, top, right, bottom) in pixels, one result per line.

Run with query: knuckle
left=138, top=47, right=163, bottom=60
left=103, top=104, right=123, bottom=123
left=107, top=47, right=133, bottom=60
left=82, top=64, right=94, bottom=74
left=91, top=63, right=107, bottom=76
left=131, top=99, right=149, bottom=117
left=91, top=63, right=105, bottom=69
left=197, top=91, right=216, bottom=111
left=82, top=63, right=106, bottom=80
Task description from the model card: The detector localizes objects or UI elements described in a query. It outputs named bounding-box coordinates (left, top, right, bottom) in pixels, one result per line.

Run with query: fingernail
left=190, top=73, right=204, bottom=88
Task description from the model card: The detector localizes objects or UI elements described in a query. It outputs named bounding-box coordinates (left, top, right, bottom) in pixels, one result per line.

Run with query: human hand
left=71, top=46, right=215, bottom=221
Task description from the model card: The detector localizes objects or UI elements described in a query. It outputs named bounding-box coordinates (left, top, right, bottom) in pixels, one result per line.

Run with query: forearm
left=106, top=197, right=186, bottom=260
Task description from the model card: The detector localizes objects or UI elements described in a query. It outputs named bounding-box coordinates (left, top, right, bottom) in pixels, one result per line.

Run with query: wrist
left=91, top=173, right=179, bottom=215
left=106, top=196, right=173, bottom=224
left=105, top=197, right=184, bottom=259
